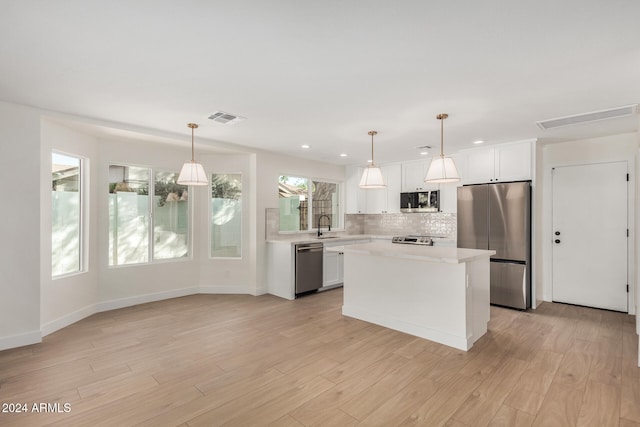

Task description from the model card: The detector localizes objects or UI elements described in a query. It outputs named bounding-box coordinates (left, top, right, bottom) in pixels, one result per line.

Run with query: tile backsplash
left=266, top=207, right=456, bottom=240
left=354, top=212, right=456, bottom=238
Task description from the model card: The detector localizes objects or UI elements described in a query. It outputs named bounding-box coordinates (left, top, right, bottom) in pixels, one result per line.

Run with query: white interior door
left=552, top=162, right=628, bottom=311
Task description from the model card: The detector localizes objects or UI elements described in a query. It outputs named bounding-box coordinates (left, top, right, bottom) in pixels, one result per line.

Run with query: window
left=211, top=173, right=242, bottom=258
left=278, top=176, right=340, bottom=231
left=109, top=165, right=150, bottom=266
left=108, top=164, right=189, bottom=266
left=153, top=171, right=189, bottom=260
left=52, top=152, right=82, bottom=276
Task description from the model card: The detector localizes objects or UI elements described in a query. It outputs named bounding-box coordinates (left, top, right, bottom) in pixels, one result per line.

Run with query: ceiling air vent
left=415, top=145, right=432, bottom=150
left=208, top=111, right=246, bottom=125
left=536, top=104, right=638, bottom=130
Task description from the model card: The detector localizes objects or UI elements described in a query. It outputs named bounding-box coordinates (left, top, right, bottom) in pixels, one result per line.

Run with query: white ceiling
left=2, top=1, right=640, bottom=165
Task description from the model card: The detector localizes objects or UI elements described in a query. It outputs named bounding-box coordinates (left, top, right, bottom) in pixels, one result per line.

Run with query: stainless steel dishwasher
left=295, top=242, right=324, bottom=296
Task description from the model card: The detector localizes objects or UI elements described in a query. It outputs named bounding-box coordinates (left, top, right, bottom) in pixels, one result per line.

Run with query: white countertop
left=327, top=241, right=495, bottom=264
left=266, top=234, right=455, bottom=246
left=266, top=235, right=379, bottom=245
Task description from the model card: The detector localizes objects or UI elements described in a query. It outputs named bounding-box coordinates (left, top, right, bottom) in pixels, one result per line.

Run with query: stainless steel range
left=391, top=235, right=434, bottom=246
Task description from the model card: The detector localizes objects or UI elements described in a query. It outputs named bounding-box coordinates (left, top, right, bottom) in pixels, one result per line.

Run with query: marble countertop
left=326, top=241, right=495, bottom=264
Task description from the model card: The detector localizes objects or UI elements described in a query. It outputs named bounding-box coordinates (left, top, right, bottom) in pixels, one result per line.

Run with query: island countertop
left=327, top=241, right=495, bottom=264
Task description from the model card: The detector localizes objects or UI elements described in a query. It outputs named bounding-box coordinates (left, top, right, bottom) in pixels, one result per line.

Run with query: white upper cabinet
left=461, top=140, right=533, bottom=184
left=401, top=159, right=440, bottom=192
left=346, top=164, right=401, bottom=214
left=400, top=155, right=464, bottom=213
left=345, top=165, right=367, bottom=214
left=365, top=163, right=401, bottom=214
left=384, top=164, right=401, bottom=213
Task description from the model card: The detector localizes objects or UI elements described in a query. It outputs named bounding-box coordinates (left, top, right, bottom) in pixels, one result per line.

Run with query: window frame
left=278, top=174, right=343, bottom=233
left=51, top=150, right=86, bottom=279
left=108, top=162, right=193, bottom=268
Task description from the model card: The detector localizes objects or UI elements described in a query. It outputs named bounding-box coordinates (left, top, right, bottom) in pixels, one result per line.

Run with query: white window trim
left=108, top=163, right=193, bottom=267
left=52, top=150, right=86, bottom=278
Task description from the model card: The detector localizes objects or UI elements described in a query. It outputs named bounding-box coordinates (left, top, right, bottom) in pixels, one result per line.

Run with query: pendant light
left=424, top=113, right=460, bottom=183
left=359, top=130, right=386, bottom=188
left=177, top=123, right=209, bottom=186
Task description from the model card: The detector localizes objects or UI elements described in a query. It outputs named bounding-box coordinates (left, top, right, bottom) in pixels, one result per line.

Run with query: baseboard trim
left=3, top=286, right=265, bottom=351
left=0, top=330, right=42, bottom=351
left=96, top=287, right=199, bottom=312
left=41, top=304, right=97, bottom=337
left=199, top=285, right=255, bottom=295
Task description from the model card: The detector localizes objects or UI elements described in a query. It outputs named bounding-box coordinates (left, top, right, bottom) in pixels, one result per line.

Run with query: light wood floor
left=0, top=289, right=638, bottom=427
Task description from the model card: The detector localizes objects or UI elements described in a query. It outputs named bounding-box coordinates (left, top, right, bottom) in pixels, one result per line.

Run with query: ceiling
left=2, top=1, right=640, bottom=165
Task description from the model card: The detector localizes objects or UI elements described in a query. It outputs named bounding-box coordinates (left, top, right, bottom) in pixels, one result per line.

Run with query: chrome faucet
left=317, top=214, right=332, bottom=237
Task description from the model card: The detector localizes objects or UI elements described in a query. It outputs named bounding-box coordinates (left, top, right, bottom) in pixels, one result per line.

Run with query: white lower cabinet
left=322, top=239, right=368, bottom=287
left=323, top=249, right=343, bottom=287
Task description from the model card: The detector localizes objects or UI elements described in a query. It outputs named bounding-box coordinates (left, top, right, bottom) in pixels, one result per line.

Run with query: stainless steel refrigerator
left=457, top=181, right=531, bottom=309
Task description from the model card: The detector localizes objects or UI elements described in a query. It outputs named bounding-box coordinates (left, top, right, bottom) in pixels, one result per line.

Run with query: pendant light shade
left=424, top=113, right=460, bottom=183
left=359, top=130, right=386, bottom=189
left=177, top=123, right=209, bottom=186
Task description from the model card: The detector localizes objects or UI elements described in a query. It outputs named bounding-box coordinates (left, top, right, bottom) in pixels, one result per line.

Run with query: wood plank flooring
left=0, top=289, right=638, bottom=426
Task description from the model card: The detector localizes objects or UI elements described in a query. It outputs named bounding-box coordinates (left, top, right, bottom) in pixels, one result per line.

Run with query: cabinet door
left=323, top=250, right=341, bottom=287
left=384, top=164, right=402, bottom=213
left=439, top=153, right=464, bottom=213
left=494, top=141, right=532, bottom=182
left=364, top=164, right=401, bottom=213
left=365, top=187, right=386, bottom=213
left=402, top=160, right=430, bottom=191
left=439, top=182, right=458, bottom=213
left=463, top=149, right=495, bottom=184
left=345, top=166, right=367, bottom=213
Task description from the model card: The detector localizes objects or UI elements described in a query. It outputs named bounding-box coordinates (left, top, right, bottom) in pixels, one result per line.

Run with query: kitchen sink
left=316, top=236, right=339, bottom=239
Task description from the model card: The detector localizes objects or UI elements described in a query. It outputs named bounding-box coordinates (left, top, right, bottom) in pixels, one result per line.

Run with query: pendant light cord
left=368, top=130, right=378, bottom=166
left=188, top=123, right=198, bottom=162
left=436, top=113, right=448, bottom=158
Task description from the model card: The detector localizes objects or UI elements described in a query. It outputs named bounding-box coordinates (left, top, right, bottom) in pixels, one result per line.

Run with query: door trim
left=545, top=159, right=633, bottom=313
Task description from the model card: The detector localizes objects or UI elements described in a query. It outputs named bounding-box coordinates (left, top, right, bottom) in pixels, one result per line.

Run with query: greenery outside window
left=52, top=152, right=83, bottom=277
left=211, top=173, right=242, bottom=258
left=278, top=176, right=341, bottom=232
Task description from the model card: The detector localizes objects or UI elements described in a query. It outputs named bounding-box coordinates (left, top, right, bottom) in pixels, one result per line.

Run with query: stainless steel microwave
left=400, top=191, right=439, bottom=213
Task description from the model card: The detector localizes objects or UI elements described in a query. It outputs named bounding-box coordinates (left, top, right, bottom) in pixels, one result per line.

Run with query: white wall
left=0, top=101, right=42, bottom=350
left=40, top=119, right=100, bottom=335
left=540, top=132, right=638, bottom=313
left=198, top=152, right=256, bottom=294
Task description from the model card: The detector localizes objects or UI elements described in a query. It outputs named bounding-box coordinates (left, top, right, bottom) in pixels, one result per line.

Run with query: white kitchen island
left=328, top=242, right=495, bottom=351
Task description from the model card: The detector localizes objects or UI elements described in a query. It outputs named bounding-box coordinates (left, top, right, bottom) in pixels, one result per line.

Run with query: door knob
left=555, top=239, right=561, bottom=244
left=555, top=231, right=560, bottom=236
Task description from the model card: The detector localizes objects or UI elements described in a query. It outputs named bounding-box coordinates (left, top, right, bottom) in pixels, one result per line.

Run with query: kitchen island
left=327, top=242, right=495, bottom=351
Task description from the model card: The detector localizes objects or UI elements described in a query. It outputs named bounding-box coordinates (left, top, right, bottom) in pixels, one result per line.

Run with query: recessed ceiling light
left=301, top=144, right=311, bottom=149
left=473, top=140, right=484, bottom=144
left=420, top=151, right=429, bottom=155
left=367, top=159, right=373, bottom=163
left=339, top=153, right=348, bottom=157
